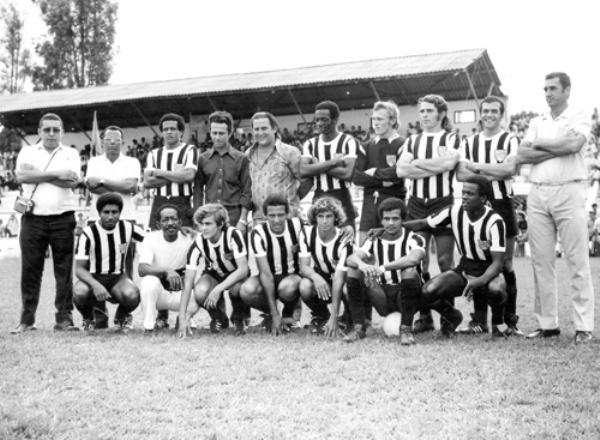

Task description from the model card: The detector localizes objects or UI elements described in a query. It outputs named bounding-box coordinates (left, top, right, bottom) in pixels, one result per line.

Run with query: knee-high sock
left=503, top=269, right=518, bottom=324
left=398, top=278, right=421, bottom=327
left=472, top=288, right=488, bottom=326
left=346, top=277, right=365, bottom=326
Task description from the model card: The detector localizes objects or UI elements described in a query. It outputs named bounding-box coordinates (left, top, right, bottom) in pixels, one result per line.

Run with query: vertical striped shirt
left=186, top=226, right=247, bottom=278
left=459, top=131, right=519, bottom=199
left=400, top=131, right=460, bottom=199
left=250, top=217, right=303, bottom=276
left=299, top=225, right=352, bottom=275
left=360, top=228, right=425, bottom=285
left=301, top=132, right=358, bottom=191
left=427, top=204, right=505, bottom=263
left=146, top=143, right=198, bottom=197
left=75, top=220, right=145, bottom=275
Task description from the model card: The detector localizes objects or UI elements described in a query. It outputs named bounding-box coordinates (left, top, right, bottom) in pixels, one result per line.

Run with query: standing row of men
left=10, top=71, right=594, bottom=344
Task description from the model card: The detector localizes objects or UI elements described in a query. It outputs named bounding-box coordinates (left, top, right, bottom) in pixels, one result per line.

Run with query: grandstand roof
left=0, top=48, right=503, bottom=134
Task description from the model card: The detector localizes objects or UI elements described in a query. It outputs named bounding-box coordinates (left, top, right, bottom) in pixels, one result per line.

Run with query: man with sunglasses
left=12, top=113, right=82, bottom=333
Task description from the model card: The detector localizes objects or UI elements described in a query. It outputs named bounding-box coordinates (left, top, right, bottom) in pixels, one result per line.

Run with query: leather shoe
left=575, top=331, right=593, bottom=344
left=54, top=321, right=79, bottom=331
left=526, top=328, right=560, bottom=339
left=10, top=323, right=37, bottom=334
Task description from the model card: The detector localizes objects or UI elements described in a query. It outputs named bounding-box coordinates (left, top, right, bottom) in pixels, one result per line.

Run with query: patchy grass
left=1, top=255, right=600, bottom=439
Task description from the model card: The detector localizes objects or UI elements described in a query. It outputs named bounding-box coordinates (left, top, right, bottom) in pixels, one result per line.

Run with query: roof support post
left=206, top=96, right=218, bottom=112
left=68, top=115, right=92, bottom=142
left=463, top=68, right=480, bottom=109
left=369, top=81, right=381, bottom=101
left=287, top=88, right=307, bottom=124
left=392, top=79, right=410, bottom=104
left=487, top=81, right=496, bottom=97
left=130, top=103, right=160, bottom=137
left=16, top=129, right=31, bottom=146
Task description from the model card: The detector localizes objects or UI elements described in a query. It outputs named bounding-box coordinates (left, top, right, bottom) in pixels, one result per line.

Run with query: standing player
left=353, top=101, right=407, bottom=242
left=144, top=113, right=198, bottom=228
left=144, top=113, right=198, bottom=329
left=404, top=177, right=508, bottom=337
left=345, top=198, right=425, bottom=344
left=73, top=193, right=145, bottom=332
left=396, top=94, right=461, bottom=332
left=298, top=197, right=353, bottom=337
left=177, top=204, right=249, bottom=337
left=300, top=100, right=358, bottom=235
left=138, top=204, right=198, bottom=333
left=456, top=96, right=521, bottom=335
left=240, top=195, right=304, bottom=335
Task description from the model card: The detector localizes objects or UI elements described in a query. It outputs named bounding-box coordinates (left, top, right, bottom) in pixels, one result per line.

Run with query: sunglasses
left=42, top=127, right=61, bottom=133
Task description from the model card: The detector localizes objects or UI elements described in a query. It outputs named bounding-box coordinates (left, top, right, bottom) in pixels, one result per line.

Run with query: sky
left=13, top=0, right=599, bottom=114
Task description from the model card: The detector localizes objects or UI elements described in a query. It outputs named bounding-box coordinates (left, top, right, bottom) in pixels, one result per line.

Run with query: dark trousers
left=19, top=211, right=76, bottom=325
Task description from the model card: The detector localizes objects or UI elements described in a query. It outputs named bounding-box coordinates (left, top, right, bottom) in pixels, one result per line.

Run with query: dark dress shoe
left=526, top=328, right=560, bottom=339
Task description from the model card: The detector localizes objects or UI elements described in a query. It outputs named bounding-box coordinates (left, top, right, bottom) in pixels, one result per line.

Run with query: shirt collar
left=542, top=105, right=572, bottom=121
left=247, top=139, right=284, bottom=157
left=209, top=144, right=232, bottom=158
left=373, top=133, right=401, bottom=143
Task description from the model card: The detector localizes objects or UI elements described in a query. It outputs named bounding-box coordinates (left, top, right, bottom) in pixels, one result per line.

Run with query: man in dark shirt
left=193, top=111, right=252, bottom=234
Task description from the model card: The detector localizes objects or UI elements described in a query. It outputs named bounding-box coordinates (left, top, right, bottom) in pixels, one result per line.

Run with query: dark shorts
left=380, top=283, right=401, bottom=313
left=202, top=270, right=227, bottom=284
left=489, top=198, right=518, bottom=238
left=359, top=192, right=405, bottom=232
left=149, top=196, right=194, bottom=230
left=314, top=188, right=357, bottom=226
left=407, top=195, right=453, bottom=236
left=452, top=258, right=490, bottom=278
left=91, top=273, right=129, bottom=303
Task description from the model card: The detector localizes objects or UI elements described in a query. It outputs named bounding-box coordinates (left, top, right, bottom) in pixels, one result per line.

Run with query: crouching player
left=138, top=204, right=199, bottom=333
left=345, top=198, right=425, bottom=344
left=240, top=195, right=303, bottom=335
left=177, top=204, right=249, bottom=337
left=73, top=193, right=145, bottom=332
left=404, top=176, right=508, bottom=337
left=298, top=197, right=353, bottom=337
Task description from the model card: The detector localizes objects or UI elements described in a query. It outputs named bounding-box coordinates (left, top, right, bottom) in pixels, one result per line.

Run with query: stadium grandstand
left=0, top=48, right=502, bottom=147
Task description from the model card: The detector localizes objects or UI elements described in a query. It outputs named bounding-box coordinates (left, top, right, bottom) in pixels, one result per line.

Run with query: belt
left=533, top=180, right=585, bottom=186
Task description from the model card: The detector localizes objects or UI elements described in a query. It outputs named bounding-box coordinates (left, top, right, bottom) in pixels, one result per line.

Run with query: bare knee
left=73, top=281, right=92, bottom=304
left=278, top=276, right=300, bottom=303
left=240, top=277, right=261, bottom=302
left=298, top=278, right=314, bottom=300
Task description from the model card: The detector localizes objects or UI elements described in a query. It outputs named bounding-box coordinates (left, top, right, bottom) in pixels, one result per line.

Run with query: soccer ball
left=382, top=312, right=402, bottom=337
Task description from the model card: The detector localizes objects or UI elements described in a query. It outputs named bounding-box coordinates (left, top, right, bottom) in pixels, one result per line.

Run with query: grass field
left=1, top=254, right=599, bottom=440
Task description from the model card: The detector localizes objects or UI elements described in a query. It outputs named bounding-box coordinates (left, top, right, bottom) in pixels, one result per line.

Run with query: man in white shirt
left=12, top=113, right=82, bottom=333
left=517, top=72, right=594, bottom=343
left=138, top=204, right=198, bottom=333
left=85, top=126, right=141, bottom=224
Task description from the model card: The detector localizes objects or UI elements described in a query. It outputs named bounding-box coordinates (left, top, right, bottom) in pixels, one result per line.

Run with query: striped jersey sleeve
left=426, top=207, right=451, bottom=229
left=488, top=218, right=506, bottom=253
left=185, top=237, right=204, bottom=271
left=75, top=230, right=92, bottom=261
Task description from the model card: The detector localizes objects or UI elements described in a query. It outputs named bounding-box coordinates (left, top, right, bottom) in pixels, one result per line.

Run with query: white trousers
left=528, top=182, right=595, bottom=331
left=139, top=275, right=198, bottom=330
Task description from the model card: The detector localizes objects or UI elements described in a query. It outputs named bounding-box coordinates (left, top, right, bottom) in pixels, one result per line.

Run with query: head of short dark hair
left=39, top=113, right=63, bottom=129
left=315, top=101, right=340, bottom=121
left=208, top=111, right=235, bottom=135
left=101, top=125, right=124, bottom=140
left=545, top=72, right=571, bottom=90
left=96, top=192, right=124, bottom=213
left=377, top=197, right=408, bottom=221
left=251, top=112, right=281, bottom=138
left=465, top=176, right=492, bottom=200
left=418, top=94, right=451, bottom=131
left=479, top=96, right=505, bottom=116
left=156, top=204, right=181, bottom=222
left=159, top=113, right=185, bottom=132
left=263, top=194, right=289, bottom=215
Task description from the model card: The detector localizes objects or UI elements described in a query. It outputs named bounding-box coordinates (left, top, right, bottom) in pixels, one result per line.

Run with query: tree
left=32, top=0, right=118, bottom=90
left=0, top=2, right=32, bottom=94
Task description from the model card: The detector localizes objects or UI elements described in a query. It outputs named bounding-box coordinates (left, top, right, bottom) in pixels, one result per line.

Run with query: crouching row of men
left=74, top=175, right=508, bottom=344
